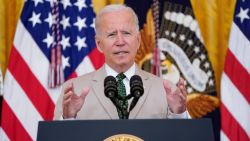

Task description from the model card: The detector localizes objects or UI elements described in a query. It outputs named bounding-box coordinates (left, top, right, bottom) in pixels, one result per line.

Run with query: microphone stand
left=119, top=94, right=135, bottom=119
left=104, top=75, right=143, bottom=119
left=116, top=95, right=130, bottom=119
left=106, top=89, right=142, bottom=119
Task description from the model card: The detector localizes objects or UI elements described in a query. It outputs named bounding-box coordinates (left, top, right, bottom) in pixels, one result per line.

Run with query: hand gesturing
left=62, top=83, right=90, bottom=119
left=163, top=78, right=187, bottom=114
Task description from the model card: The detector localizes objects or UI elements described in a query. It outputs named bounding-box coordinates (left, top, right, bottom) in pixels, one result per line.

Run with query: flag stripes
left=221, top=103, right=249, bottom=141
left=220, top=1, right=250, bottom=140
left=2, top=71, right=41, bottom=141
left=13, top=21, right=60, bottom=103
left=221, top=73, right=250, bottom=138
left=224, top=50, right=250, bottom=104
left=1, top=9, right=103, bottom=141
left=1, top=100, right=32, bottom=141
left=229, top=23, right=250, bottom=74
left=8, top=47, right=54, bottom=120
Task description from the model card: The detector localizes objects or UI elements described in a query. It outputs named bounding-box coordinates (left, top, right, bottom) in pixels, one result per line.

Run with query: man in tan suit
left=54, top=4, right=188, bottom=120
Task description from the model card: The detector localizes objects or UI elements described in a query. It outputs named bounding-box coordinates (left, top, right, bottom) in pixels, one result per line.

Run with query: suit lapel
left=91, top=66, right=119, bottom=119
left=129, top=67, right=152, bottom=119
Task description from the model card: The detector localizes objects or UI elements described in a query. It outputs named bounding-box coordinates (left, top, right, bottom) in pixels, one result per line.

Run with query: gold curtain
left=0, top=0, right=24, bottom=76
left=191, top=0, right=236, bottom=97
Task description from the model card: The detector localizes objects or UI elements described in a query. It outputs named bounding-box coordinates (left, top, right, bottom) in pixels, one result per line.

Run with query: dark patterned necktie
left=116, top=73, right=128, bottom=119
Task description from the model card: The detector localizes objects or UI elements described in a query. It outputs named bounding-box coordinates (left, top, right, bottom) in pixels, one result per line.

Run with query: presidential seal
left=104, top=134, right=143, bottom=141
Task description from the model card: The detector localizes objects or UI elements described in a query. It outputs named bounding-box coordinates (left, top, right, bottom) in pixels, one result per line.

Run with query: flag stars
left=62, top=55, right=70, bottom=69
left=90, top=18, right=95, bottom=29
left=204, top=62, right=210, bottom=69
left=29, top=12, right=42, bottom=27
left=45, top=13, right=53, bottom=27
left=200, top=54, right=206, bottom=60
left=74, top=0, right=87, bottom=11
left=32, top=0, right=43, bottom=6
left=61, top=35, right=71, bottom=50
left=61, top=15, right=71, bottom=30
left=187, top=39, right=193, bottom=46
left=43, top=33, right=54, bottom=48
left=61, top=0, right=72, bottom=10
left=75, top=36, right=87, bottom=51
left=236, top=7, right=250, bottom=23
left=165, top=30, right=170, bottom=36
left=207, top=71, right=212, bottom=77
left=179, top=34, right=185, bottom=41
left=171, top=32, right=176, bottom=38
left=13, top=0, right=98, bottom=90
left=45, top=0, right=56, bottom=7
left=194, top=46, right=200, bottom=53
left=74, top=17, right=87, bottom=31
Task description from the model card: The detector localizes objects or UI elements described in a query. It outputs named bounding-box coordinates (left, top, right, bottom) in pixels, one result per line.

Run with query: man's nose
left=115, top=32, right=125, bottom=45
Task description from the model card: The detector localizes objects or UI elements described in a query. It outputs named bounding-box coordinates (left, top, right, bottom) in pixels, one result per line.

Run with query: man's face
left=95, top=10, right=140, bottom=72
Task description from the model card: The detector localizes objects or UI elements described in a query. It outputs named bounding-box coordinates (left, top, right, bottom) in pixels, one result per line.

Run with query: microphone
left=129, top=75, right=144, bottom=112
left=104, top=76, right=118, bottom=108
left=104, top=76, right=128, bottom=119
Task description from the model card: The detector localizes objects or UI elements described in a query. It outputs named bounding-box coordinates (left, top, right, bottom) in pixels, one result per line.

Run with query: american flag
left=220, top=0, right=250, bottom=141
left=0, top=0, right=104, bottom=140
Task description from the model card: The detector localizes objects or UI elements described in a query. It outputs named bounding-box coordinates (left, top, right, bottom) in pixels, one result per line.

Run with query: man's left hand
left=163, top=77, right=187, bottom=114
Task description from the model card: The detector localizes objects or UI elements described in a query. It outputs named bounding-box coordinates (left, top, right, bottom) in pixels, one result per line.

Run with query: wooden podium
left=37, top=119, right=214, bottom=141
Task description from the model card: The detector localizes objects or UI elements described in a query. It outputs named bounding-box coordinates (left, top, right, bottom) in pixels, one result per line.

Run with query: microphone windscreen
left=130, top=75, right=144, bottom=98
left=104, top=76, right=116, bottom=86
left=130, top=75, right=143, bottom=86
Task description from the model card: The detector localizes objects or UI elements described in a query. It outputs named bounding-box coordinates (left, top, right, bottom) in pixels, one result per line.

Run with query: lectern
left=37, top=119, right=214, bottom=141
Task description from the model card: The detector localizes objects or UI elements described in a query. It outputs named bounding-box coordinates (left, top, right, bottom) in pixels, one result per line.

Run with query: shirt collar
left=105, top=63, right=136, bottom=80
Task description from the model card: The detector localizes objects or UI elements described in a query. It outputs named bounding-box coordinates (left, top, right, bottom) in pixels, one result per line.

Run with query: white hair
left=95, top=4, right=139, bottom=36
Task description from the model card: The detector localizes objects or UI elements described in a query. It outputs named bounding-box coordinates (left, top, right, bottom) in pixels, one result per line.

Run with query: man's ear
left=95, top=37, right=103, bottom=53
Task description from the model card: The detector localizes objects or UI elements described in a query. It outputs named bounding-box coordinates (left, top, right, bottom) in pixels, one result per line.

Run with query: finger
left=80, top=87, right=90, bottom=99
left=179, top=85, right=188, bottom=96
left=163, top=80, right=172, bottom=94
left=178, top=91, right=187, bottom=102
left=64, top=83, right=74, bottom=94
left=177, top=77, right=185, bottom=87
left=63, top=98, right=72, bottom=105
left=63, top=91, right=73, bottom=101
left=177, top=77, right=187, bottom=95
left=174, top=89, right=187, bottom=103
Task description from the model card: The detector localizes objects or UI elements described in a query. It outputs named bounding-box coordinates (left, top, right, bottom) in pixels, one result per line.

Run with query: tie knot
left=116, top=73, right=126, bottom=81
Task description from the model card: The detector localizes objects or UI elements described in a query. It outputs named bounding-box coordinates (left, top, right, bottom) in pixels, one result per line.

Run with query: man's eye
left=108, top=33, right=115, bottom=37
left=123, top=32, right=131, bottom=35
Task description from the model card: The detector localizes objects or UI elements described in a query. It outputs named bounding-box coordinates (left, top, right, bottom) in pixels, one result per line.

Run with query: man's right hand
left=62, top=83, right=90, bottom=119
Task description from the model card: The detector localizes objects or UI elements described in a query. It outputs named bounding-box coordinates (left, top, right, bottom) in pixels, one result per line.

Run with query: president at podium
left=53, top=4, right=189, bottom=120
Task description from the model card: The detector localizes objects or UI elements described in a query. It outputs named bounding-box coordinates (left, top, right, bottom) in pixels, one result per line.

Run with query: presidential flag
left=126, top=0, right=220, bottom=140
left=0, top=0, right=104, bottom=140
left=220, top=0, right=250, bottom=141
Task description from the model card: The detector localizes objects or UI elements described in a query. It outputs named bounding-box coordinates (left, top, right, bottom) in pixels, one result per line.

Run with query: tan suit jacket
left=54, top=66, right=174, bottom=120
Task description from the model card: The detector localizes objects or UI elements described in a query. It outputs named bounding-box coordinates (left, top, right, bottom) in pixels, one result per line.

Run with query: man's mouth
left=114, top=51, right=129, bottom=55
